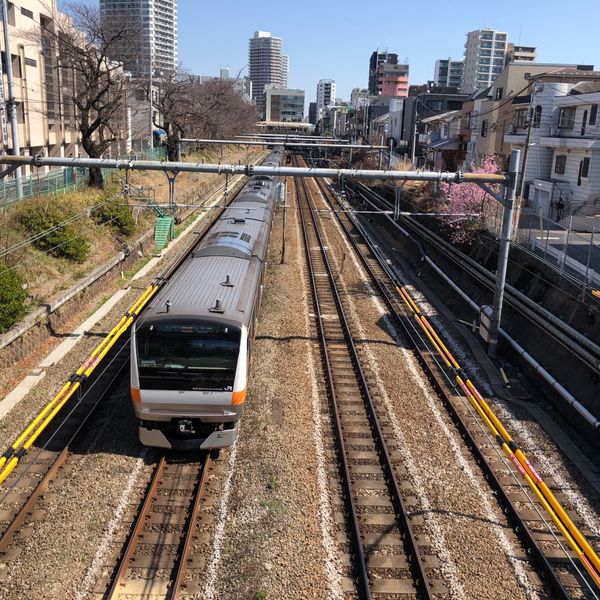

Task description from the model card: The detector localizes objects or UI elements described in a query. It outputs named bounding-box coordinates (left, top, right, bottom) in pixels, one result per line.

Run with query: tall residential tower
left=249, top=31, right=285, bottom=116
left=100, top=0, right=178, bottom=76
left=433, top=58, right=464, bottom=88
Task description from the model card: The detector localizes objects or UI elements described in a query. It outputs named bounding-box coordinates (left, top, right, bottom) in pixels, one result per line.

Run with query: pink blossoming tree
left=439, top=155, right=502, bottom=246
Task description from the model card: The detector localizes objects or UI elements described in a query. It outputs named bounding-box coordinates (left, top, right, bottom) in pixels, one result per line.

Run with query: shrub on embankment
left=18, top=203, right=91, bottom=263
left=0, top=261, right=27, bottom=333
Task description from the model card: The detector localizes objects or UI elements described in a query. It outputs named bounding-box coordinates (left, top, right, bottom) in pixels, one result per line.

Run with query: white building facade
left=316, top=79, right=336, bottom=118
left=461, top=29, right=508, bottom=94
left=504, top=75, right=600, bottom=224
left=434, top=58, right=464, bottom=88
left=100, top=0, right=178, bottom=76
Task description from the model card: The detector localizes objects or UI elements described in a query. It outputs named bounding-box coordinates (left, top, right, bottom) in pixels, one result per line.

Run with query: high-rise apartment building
left=249, top=31, right=285, bottom=116
left=316, top=79, right=336, bottom=112
left=434, top=58, right=464, bottom=88
left=460, top=29, right=508, bottom=93
left=281, top=55, right=289, bottom=87
left=368, top=51, right=398, bottom=94
left=100, top=0, right=178, bottom=76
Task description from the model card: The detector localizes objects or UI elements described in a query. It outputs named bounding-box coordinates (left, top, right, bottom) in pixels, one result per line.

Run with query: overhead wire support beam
left=475, top=182, right=505, bottom=205
left=180, top=138, right=387, bottom=150
left=0, top=155, right=510, bottom=184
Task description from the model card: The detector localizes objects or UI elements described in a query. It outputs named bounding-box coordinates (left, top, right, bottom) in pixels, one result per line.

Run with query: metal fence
left=481, top=201, right=600, bottom=289
left=0, top=147, right=167, bottom=208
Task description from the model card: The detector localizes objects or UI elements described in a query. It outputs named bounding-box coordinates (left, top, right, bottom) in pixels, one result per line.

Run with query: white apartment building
left=434, top=58, right=464, bottom=88
left=461, top=29, right=508, bottom=93
left=0, top=0, right=81, bottom=169
left=316, top=79, right=336, bottom=116
left=281, top=54, right=289, bottom=88
left=249, top=31, right=285, bottom=117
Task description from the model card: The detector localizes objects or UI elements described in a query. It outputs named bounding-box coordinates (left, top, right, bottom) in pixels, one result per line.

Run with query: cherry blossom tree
left=439, top=155, right=501, bottom=246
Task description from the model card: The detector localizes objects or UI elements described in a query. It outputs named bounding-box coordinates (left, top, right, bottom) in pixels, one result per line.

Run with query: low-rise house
left=420, top=110, right=461, bottom=170
left=503, top=71, right=600, bottom=223
left=472, top=62, right=594, bottom=165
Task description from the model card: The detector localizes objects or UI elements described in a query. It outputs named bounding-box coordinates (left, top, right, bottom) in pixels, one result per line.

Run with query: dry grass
left=0, top=146, right=265, bottom=309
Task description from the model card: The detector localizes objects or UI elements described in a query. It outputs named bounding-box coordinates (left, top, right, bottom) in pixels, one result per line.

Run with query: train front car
left=130, top=149, right=282, bottom=450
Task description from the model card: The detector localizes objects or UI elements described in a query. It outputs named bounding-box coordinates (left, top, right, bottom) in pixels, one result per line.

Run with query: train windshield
left=136, top=320, right=241, bottom=391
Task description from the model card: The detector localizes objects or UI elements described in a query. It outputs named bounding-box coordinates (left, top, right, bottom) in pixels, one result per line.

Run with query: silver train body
left=130, top=148, right=283, bottom=450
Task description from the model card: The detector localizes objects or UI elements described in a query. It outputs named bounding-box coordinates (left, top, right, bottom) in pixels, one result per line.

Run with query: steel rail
left=106, top=454, right=210, bottom=599
left=106, top=457, right=168, bottom=598
left=297, top=158, right=434, bottom=599
left=319, top=178, right=573, bottom=599
left=295, top=167, right=371, bottom=600
left=172, top=455, right=212, bottom=599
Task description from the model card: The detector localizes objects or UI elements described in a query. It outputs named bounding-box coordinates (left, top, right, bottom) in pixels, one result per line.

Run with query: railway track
left=295, top=157, right=445, bottom=598
left=95, top=453, right=212, bottom=599
left=0, top=341, right=129, bottom=559
left=307, top=167, right=598, bottom=598
left=0, top=177, right=249, bottom=591
left=352, top=182, right=600, bottom=382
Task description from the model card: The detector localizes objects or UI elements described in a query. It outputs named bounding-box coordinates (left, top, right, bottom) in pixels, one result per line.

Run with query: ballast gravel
left=1, top=167, right=599, bottom=600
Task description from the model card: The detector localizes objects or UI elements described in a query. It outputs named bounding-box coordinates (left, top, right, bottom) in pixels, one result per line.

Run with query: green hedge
left=93, top=200, right=136, bottom=236
left=19, top=204, right=90, bottom=263
left=0, top=260, right=27, bottom=333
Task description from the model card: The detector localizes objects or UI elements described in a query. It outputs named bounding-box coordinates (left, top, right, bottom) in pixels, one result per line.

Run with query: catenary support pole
left=488, top=149, right=520, bottom=358
left=1, top=0, right=22, bottom=199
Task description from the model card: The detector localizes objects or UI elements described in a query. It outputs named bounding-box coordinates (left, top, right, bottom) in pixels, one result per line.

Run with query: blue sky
left=80, top=0, right=599, bottom=103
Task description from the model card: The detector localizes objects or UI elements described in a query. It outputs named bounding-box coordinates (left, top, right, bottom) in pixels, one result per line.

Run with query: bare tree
left=27, top=3, right=139, bottom=187
left=152, top=73, right=258, bottom=161
left=149, top=68, right=195, bottom=161
left=187, top=79, right=258, bottom=141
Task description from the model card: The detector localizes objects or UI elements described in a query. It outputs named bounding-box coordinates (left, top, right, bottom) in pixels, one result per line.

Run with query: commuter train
left=130, top=147, right=283, bottom=451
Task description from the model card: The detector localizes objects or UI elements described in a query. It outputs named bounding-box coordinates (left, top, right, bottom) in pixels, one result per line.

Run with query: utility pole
left=514, top=82, right=543, bottom=230
left=488, top=149, right=521, bottom=358
left=410, top=102, right=418, bottom=167
left=1, top=0, right=22, bottom=199
left=148, top=48, right=154, bottom=151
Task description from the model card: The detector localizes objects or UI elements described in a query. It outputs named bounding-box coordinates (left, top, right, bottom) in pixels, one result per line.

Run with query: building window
left=20, top=7, right=33, bottom=19
left=514, top=109, right=527, bottom=129
left=495, top=87, right=503, bottom=100
left=590, top=104, right=598, bottom=125
left=577, top=157, right=590, bottom=186
left=581, top=109, right=588, bottom=136
left=24, top=57, right=36, bottom=67
left=581, top=156, right=590, bottom=178
left=558, top=107, right=576, bottom=129
left=533, top=105, right=542, bottom=128
left=554, top=155, right=566, bottom=174
left=481, top=120, right=488, bottom=137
